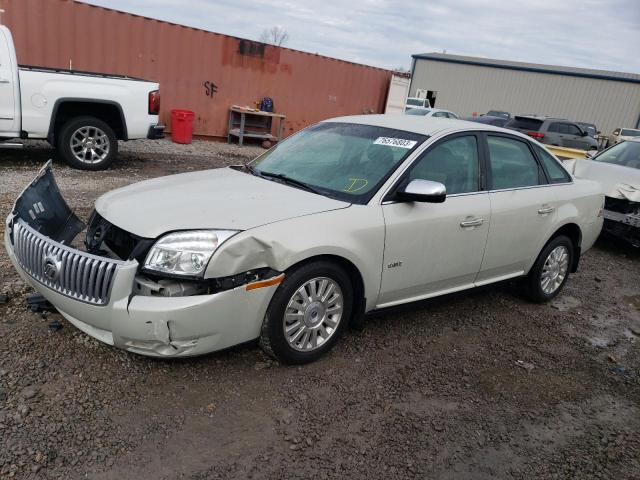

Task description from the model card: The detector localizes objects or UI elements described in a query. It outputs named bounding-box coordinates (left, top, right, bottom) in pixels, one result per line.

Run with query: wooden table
left=227, top=107, right=286, bottom=146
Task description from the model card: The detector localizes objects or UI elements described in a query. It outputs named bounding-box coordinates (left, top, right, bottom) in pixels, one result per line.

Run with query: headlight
left=144, top=230, right=238, bottom=277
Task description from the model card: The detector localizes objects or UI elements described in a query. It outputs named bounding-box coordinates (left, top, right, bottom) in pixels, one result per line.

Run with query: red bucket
left=170, top=109, right=195, bottom=144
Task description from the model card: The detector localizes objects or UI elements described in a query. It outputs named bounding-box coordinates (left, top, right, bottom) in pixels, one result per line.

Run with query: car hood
left=566, top=159, right=640, bottom=202
left=95, top=167, right=350, bottom=238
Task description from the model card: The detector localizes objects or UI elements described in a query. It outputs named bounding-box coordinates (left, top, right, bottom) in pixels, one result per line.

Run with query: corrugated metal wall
left=411, top=59, right=640, bottom=133
left=0, top=0, right=392, bottom=138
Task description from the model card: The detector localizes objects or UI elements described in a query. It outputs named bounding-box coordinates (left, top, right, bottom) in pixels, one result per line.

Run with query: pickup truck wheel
left=259, top=261, right=353, bottom=364
left=57, top=116, right=117, bottom=170
left=525, top=235, right=573, bottom=303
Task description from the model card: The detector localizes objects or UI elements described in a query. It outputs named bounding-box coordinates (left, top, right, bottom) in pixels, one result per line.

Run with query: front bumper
left=147, top=123, right=166, bottom=139
left=5, top=224, right=278, bottom=357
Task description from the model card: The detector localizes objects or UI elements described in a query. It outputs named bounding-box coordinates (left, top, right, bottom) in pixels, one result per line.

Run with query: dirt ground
left=1, top=139, right=639, bottom=480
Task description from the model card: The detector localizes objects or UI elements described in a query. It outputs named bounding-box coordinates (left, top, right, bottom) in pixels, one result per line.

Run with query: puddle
left=623, top=295, right=640, bottom=311
left=550, top=295, right=582, bottom=312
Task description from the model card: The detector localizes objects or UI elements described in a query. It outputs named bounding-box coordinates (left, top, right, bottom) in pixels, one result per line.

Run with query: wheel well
left=549, top=223, right=582, bottom=272
left=287, top=254, right=366, bottom=324
left=49, top=101, right=127, bottom=143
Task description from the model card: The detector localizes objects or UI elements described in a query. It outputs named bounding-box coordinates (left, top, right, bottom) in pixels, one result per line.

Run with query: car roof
left=323, top=114, right=514, bottom=136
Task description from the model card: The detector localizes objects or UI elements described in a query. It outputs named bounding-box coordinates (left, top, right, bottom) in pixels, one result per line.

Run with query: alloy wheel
left=283, top=277, right=343, bottom=352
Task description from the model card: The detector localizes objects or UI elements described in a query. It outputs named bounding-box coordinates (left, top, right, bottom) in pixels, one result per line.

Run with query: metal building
left=410, top=53, right=640, bottom=133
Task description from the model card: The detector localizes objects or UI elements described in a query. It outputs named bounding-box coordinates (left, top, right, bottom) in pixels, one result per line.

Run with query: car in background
left=465, top=115, right=509, bottom=127
left=564, top=138, right=640, bottom=246
left=505, top=116, right=598, bottom=151
left=5, top=116, right=603, bottom=364
left=405, top=97, right=431, bottom=111
left=575, top=122, right=598, bottom=138
left=607, top=127, right=640, bottom=147
left=485, top=110, right=511, bottom=120
left=405, top=108, right=459, bottom=119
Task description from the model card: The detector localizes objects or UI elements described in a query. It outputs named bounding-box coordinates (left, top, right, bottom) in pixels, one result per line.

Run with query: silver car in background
left=506, top=116, right=599, bottom=150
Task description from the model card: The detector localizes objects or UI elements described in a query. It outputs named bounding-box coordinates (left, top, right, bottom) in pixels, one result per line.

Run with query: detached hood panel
left=568, top=160, right=640, bottom=202
left=95, top=168, right=350, bottom=238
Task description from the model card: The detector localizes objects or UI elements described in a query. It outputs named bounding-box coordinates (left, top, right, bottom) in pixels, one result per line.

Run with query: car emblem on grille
left=42, top=252, right=62, bottom=282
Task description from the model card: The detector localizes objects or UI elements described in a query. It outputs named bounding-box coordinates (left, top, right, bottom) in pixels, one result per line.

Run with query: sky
left=79, top=0, right=640, bottom=74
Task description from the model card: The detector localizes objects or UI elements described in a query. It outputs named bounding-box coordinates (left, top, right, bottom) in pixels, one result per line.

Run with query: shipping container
left=0, top=0, right=393, bottom=139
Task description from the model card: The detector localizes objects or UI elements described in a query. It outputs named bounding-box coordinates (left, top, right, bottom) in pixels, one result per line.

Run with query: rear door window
left=487, top=136, right=543, bottom=190
left=547, top=123, right=560, bottom=133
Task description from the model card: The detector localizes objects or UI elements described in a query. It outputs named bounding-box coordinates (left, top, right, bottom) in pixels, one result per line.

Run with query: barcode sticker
left=373, top=137, right=417, bottom=149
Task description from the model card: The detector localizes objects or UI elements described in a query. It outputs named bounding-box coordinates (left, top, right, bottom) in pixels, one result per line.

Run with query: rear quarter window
left=533, top=145, right=571, bottom=183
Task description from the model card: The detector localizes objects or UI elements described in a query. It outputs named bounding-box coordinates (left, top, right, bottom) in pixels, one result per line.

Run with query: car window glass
left=253, top=122, right=426, bottom=204
left=594, top=141, right=640, bottom=169
left=432, top=112, right=447, bottom=118
left=547, top=123, right=559, bottom=133
left=488, top=136, right=541, bottom=189
left=408, top=136, right=479, bottom=195
left=557, top=123, right=570, bottom=134
left=567, top=124, right=581, bottom=136
left=534, top=145, right=571, bottom=183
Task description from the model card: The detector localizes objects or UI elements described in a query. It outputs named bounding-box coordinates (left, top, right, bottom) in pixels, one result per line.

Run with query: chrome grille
left=11, top=219, right=125, bottom=305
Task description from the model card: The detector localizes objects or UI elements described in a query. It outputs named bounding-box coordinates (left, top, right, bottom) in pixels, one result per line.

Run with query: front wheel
left=259, top=261, right=353, bottom=364
left=57, top=116, right=117, bottom=170
left=525, top=235, right=574, bottom=302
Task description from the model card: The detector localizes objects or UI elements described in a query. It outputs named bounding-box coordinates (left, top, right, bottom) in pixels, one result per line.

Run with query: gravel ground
left=0, top=138, right=639, bottom=479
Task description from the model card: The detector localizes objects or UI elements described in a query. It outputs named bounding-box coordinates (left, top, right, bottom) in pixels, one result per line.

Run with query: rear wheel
left=525, top=235, right=574, bottom=302
left=259, top=261, right=353, bottom=364
left=57, top=116, right=117, bottom=170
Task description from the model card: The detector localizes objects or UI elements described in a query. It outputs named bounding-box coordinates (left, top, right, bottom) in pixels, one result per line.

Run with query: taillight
left=148, top=90, right=160, bottom=115
left=527, top=131, right=545, bottom=139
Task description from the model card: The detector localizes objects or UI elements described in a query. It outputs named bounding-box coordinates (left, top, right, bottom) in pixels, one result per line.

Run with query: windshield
left=250, top=122, right=427, bottom=204
left=406, top=108, right=431, bottom=116
left=406, top=98, right=423, bottom=106
left=594, top=141, right=640, bottom=169
left=582, top=125, right=596, bottom=136
left=621, top=129, right=640, bottom=137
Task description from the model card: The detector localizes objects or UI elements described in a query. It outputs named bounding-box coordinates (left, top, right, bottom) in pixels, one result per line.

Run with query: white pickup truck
left=0, top=25, right=164, bottom=170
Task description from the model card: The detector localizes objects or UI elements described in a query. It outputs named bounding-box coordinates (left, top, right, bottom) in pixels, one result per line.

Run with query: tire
left=525, top=235, right=574, bottom=303
left=259, top=261, right=353, bottom=364
left=57, top=116, right=117, bottom=170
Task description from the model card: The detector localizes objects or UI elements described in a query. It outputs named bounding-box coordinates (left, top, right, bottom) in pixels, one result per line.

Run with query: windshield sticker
left=373, top=137, right=417, bottom=149
left=344, top=178, right=369, bottom=193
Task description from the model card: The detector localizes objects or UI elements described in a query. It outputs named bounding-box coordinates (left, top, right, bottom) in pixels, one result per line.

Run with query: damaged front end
left=4, top=162, right=282, bottom=357
left=603, top=197, right=640, bottom=247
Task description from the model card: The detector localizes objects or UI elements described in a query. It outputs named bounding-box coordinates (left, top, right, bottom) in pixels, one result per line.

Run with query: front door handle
left=460, top=217, right=484, bottom=228
left=538, top=206, right=555, bottom=215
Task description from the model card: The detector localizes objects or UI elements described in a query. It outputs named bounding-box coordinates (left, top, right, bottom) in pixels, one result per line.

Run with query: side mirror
left=585, top=150, right=597, bottom=159
left=581, top=130, right=589, bottom=137
left=396, top=179, right=446, bottom=203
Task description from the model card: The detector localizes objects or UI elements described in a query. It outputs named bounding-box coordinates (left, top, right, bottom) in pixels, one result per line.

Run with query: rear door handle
left=460, top=218, right=484, bottom=228
left=538, top=206, right=555, bottom=215
left=0, top=77, right=10, bottom=83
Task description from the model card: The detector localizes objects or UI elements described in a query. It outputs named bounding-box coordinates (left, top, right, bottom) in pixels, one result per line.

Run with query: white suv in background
left=608, top=127, right=640, bottom=147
